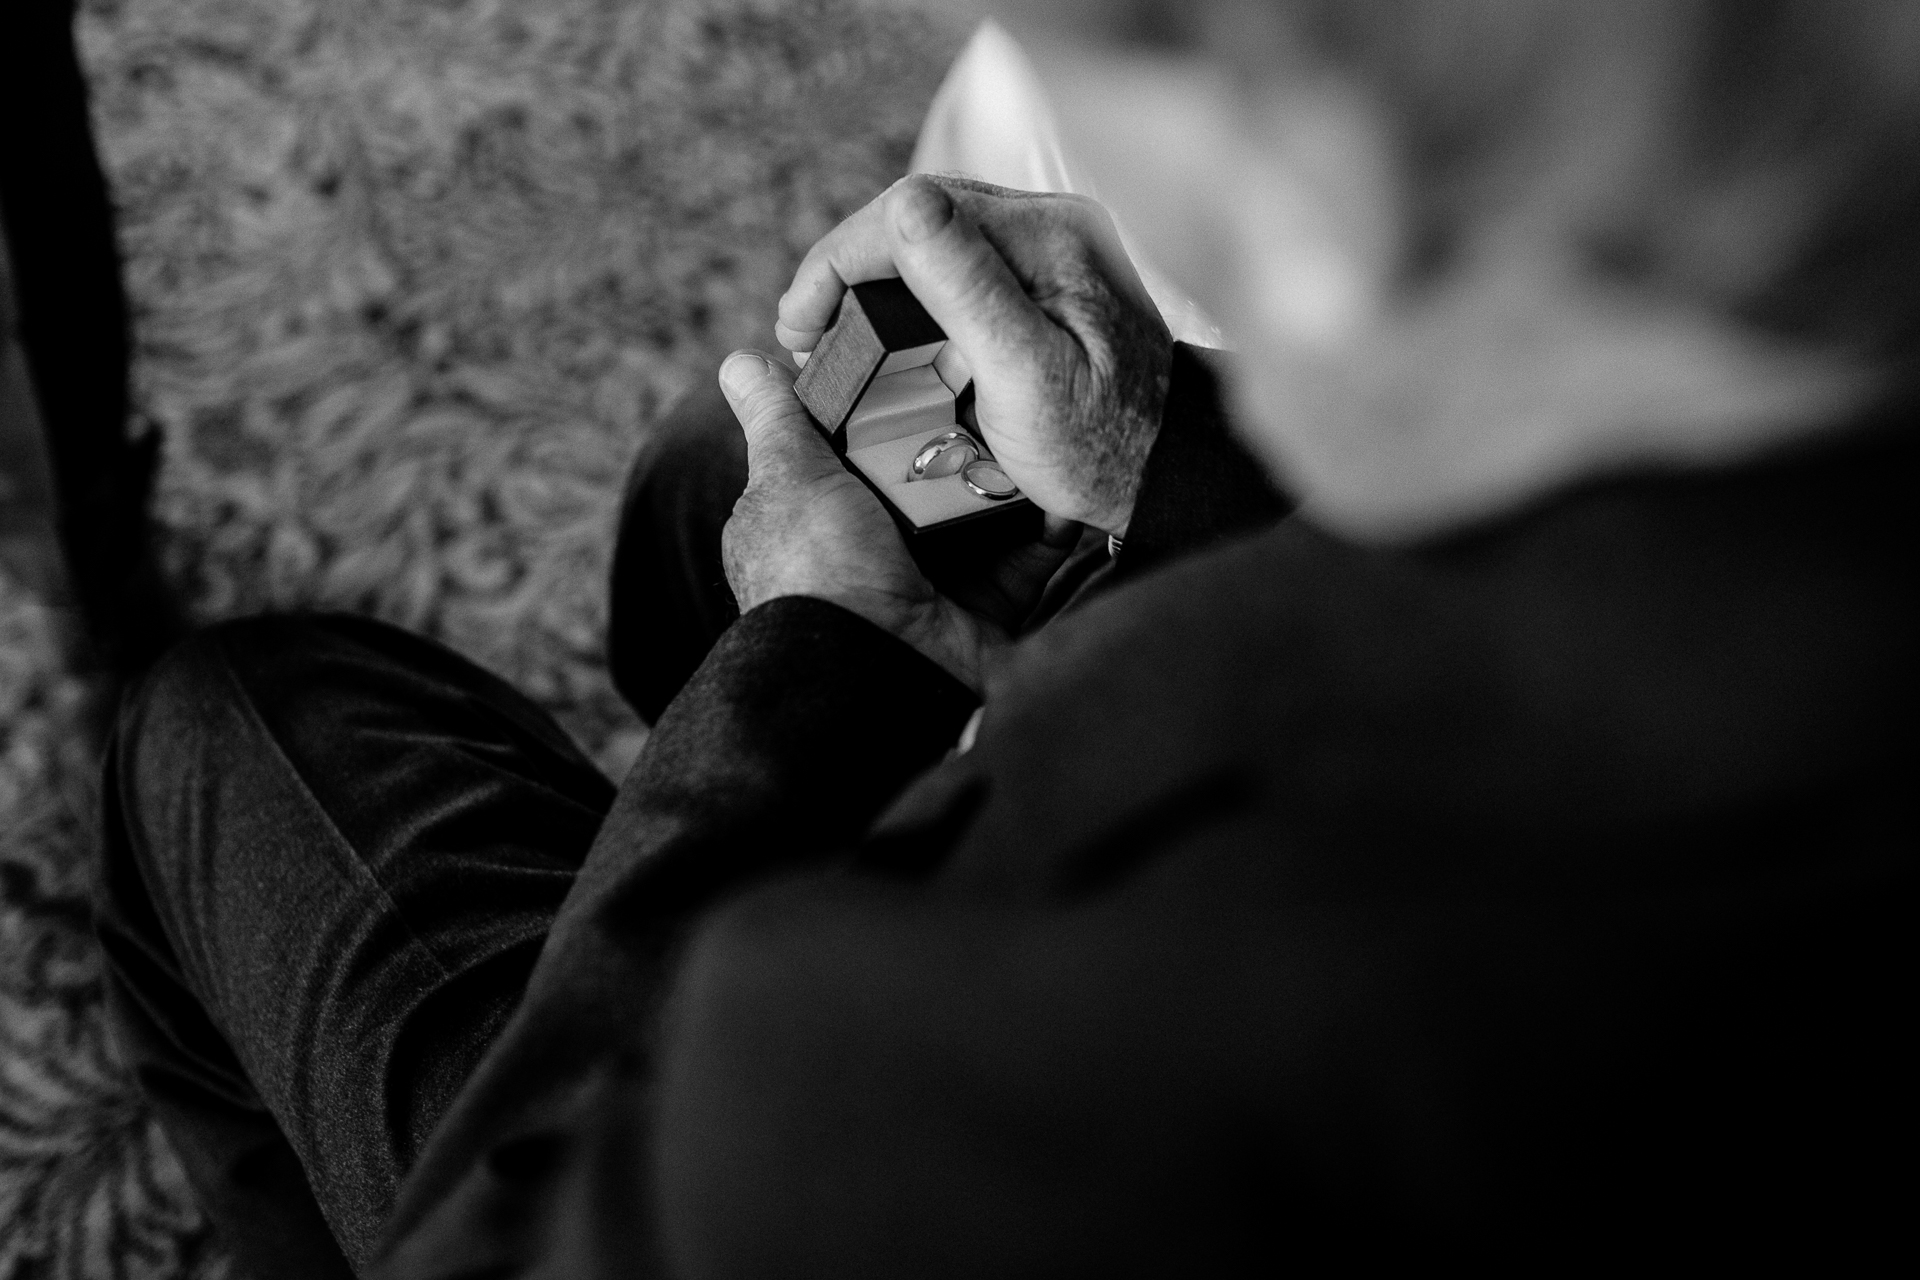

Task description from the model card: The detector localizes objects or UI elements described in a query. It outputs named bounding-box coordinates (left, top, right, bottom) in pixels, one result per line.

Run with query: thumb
left=886, top=178, right=1061, bottom=376
left=718, top=350, right=843, bottom=487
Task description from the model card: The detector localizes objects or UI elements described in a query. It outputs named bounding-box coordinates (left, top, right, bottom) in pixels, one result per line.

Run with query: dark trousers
left=95, top=384, right=752, bottom=1277
left=97, top=381, right=1112, bottom=1276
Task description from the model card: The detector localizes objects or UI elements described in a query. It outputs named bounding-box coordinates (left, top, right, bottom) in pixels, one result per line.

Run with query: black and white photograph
left=1, top=1, right=1911, bottom=1274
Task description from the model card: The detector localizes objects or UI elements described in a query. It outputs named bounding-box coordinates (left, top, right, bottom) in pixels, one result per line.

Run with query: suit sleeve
left=1117, top=343, right=1291, bottom=577
left=369, top=597, right=977, bottom=1278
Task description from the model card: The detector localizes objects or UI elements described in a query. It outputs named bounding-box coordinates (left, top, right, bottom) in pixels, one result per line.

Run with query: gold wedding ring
left=961, top=458, right=1019, bottom=500
left=908, top=430, right=978, bottom=481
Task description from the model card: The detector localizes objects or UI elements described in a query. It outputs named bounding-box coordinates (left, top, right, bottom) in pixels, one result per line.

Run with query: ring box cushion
left=795, top=278, right=1034, bottom=537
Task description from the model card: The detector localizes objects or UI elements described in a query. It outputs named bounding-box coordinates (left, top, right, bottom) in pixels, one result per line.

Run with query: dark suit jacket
left=373, top=349, right=1914, bottom=1275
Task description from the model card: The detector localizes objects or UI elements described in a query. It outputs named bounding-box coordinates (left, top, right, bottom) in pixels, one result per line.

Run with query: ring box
left=794, top=278, right=1039, bottom=555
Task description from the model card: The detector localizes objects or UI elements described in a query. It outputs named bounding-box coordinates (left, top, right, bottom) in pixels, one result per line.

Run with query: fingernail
left=719, top=352, right=767, bottom=399
left=893, top=180, right=953, bottom=244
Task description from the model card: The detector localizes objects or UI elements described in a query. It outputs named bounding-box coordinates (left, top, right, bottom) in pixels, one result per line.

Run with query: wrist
left=1088, top=481, right=1141, bottom=540
left=1087, top=413, right=1158, bottom=537
left=900, top=597, right=1000, bottom=693
left=807, top=588, right=992, bottom=694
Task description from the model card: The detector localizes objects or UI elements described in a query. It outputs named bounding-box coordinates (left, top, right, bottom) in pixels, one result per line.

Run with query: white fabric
left=909, top=21, right=1225, bottom=350
left=906, top=23, right=1879, bottom=542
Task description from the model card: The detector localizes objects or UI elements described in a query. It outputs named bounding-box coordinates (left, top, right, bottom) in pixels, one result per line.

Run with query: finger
left=884, top=177, right=1063, bottom=377
left=775, top=182, right=907, bottom=352
left=717, top=350, right=843, bottom=487
left=775, top=177, right=1084, bottom=351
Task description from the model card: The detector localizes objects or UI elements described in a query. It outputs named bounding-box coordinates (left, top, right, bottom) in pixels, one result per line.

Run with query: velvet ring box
left=794, top=278, right=1039, bottom=556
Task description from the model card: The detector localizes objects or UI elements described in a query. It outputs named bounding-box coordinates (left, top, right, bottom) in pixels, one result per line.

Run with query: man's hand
left=776, top=177, right=1173, bottom=536
left=718, top=351, right=1075, bottom=692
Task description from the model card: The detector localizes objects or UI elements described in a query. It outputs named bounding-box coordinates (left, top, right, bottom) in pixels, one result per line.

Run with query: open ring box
left=794, top=278, right=1040, bottom=559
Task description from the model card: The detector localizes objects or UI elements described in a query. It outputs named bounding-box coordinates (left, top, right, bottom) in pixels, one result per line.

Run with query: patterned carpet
left=0, top=1, right=964, bottom=1273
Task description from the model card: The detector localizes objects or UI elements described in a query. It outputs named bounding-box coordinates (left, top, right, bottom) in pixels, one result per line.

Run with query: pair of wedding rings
left=907, top=429, right=1019, bottom=501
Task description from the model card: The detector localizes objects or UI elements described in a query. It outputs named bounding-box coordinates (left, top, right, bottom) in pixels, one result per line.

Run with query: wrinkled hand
left=777, top=176, right=1173, bottom=535
left=718, top=351, right=1077, bottom=691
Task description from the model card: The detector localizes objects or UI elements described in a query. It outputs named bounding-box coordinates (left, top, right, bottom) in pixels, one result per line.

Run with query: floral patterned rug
left=0, top=2, right=962, bottom=1273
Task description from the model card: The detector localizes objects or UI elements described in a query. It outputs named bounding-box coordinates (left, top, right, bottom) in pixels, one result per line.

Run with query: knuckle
left=939, top=253, right=1002, bottom=311
left=1036, top=222, right=1091, bottom=269
left=737, top=382, right=784, bottom=420
left=936, top=175, right=1009, bottom=199
left=738, top=376, right=801, bottom=422
left=1058, top=191, right=1112, bottom=233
